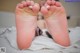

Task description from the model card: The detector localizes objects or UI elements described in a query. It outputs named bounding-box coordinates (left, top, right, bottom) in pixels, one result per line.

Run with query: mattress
left=0, top=26, right=80, bottom=53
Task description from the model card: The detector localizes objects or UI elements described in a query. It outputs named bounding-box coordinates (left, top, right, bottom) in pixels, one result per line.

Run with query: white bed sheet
left=0, top=38, right=58, bottom=53
left=0, top=26, right=80, bottom=53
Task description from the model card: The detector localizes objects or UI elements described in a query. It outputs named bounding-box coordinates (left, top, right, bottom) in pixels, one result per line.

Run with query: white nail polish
left=46, top=5, right=50, bottom=9
left=29, top=6, right=32, bottom=9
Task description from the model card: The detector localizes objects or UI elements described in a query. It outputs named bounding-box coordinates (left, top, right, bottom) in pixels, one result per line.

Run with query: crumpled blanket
left=0, top=26, right=80, bottom=53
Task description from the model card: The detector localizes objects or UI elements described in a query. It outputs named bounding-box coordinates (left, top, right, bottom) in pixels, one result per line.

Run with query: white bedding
left=0, top=26, right=80, bottom=53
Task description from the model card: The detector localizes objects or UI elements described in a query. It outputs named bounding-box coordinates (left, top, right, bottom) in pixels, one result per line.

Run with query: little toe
left=18, top=3, right=24, bottom=9
left=16, top=4, right=20, bottom=11
left=16, top=3, right=24, bottom=15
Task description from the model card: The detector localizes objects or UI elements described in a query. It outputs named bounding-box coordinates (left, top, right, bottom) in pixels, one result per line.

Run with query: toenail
left=29, top=5, right=33, bottom=9
left=46, top=5, right=50, bottom=9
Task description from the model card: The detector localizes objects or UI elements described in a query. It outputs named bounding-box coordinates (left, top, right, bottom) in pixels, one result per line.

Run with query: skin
left=15, top=0, right=40, bottom=50
left=41, top=0, right=70, bottom=47
left=15, top=0, right=70, bottom=50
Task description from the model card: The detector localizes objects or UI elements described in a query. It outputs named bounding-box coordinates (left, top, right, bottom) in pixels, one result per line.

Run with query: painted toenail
left=46, top=5, right=50, bottom=9
left=29, top=6, right=33, bottom=9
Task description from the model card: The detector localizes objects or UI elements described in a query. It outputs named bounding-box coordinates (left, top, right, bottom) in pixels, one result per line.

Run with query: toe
left=54, top=1, right=62, bottom=7
left=26, top=0, right=31, bottom=6
left=46, top=0, right=52, bottom=5
left=32, top=3, right=40, bottom=13
left=25, top=0, right=35, bottom=7
left=16, top=3, right=24, bottom=14
left=16, top=4, right=20, bottom=10
left=51, top=0, right=56, bottom=5
left=50, top=6, right=57, bottom=12
left=21, top=1, right=27, bottom=7
left=18, top=3, right=24, bottom=9
left=41, top=6, right=48, bottom=16
left=44, top=3, right=50, bottom=10
left=30, top=1, right=34, bottom=6
left=46, top=0, right=55, bottom=5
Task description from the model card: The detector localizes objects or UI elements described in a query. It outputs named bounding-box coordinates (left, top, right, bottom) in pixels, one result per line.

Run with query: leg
left=15, top=0, right=40, bottom=50
left=41, top=0, right=70, bottom=47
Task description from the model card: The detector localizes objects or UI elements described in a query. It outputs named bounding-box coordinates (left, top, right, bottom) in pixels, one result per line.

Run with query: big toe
left=41, top=6, right=48, bottom=16
left=32, top=3, right=40, bottom=13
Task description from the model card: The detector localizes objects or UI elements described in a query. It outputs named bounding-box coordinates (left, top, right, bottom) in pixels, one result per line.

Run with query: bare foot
left=15, top=0, right=40, bottom=50
left=41, top=0, right=70, bottom=47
